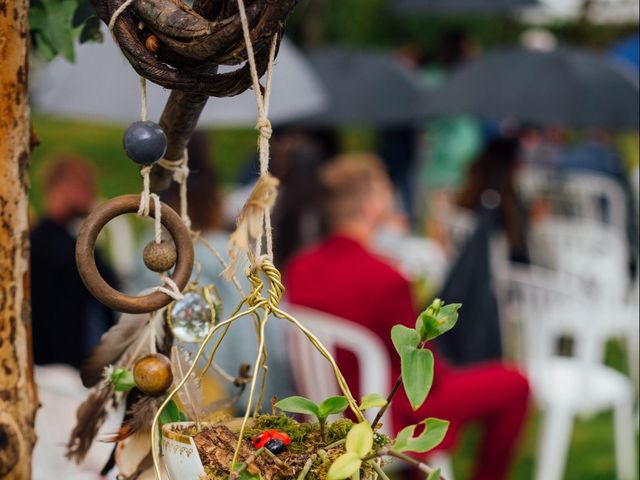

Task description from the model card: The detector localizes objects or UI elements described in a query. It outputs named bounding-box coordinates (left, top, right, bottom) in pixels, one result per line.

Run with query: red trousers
left=396, top=362, right=530, bottom=480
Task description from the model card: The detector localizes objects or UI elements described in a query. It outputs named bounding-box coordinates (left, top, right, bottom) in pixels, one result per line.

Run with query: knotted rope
left=222, top=0, right=280, bottom=280
left=109, top=1, right=190, bottom=301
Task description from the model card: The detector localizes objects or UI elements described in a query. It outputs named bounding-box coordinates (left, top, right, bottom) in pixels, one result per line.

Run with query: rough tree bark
left=0, top=0, right=39, bottom=478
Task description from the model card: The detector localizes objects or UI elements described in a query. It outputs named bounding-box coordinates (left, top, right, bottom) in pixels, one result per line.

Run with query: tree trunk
left=0, top=1, right=39, bottom=478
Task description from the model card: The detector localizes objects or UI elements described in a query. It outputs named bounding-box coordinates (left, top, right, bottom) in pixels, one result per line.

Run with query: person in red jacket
left=286, top=153, right=530, bottom=480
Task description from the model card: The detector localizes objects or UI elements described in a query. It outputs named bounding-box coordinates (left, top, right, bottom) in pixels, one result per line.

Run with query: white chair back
left=529, top=217, right=629, bottom=303
left=494, top=265, right=599, bottom=385
left=287, top=306, right=393, bottom=432
left=561, top=172, right=627, bottom=233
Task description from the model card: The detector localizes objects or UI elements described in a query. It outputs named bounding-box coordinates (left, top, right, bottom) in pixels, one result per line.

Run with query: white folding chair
left=495, top=264, right=637, bottom=480
left=286, top=306, right=454, bottom=478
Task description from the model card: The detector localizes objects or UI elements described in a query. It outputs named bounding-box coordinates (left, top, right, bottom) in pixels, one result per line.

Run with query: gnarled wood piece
left=90, top=0, right=296, bottom=96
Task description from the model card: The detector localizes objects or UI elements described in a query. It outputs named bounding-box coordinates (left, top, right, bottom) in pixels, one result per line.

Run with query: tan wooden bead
left=143, top=240, right=177, bottom=272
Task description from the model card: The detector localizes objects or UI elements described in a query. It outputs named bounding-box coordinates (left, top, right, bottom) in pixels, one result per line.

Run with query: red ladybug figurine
left=252, top=430, right=291, bottom=450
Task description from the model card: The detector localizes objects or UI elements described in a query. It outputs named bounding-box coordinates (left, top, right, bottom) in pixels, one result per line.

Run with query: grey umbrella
left=30, top=32, right=327, bottom=127
left=299, top=49, right=429, bottom=127
left=392, top=0, right=538, bottom=13
left=425, top=46, right=640, bottom=130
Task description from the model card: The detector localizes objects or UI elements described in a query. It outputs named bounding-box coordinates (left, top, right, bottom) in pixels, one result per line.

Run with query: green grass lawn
left=30, top=116, right=639, bottom=479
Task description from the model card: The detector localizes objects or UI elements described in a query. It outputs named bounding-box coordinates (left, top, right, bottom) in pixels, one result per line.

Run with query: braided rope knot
left=245, top=259, right=284, bottom=310
left=256, top=118, right=273, bottom=141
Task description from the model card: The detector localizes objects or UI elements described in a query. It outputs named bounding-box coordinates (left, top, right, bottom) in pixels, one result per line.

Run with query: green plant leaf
left=326, top=453, right=362, bottom=480
left=391, top=325, right=421, bottom=355
left=392, top=425, right=414, bottom=452
left=109, top=367, right=135, bottom=392
left=231, top=463, right=260, bottom=480
left=275, top=396, right=319, bottom=417
left=417, top=302, right=461, bottom=342
left=159, top=400, right=185, bottom=426
left=400, top=347, right=434, bottom=411
left=359, top=393, right=387, bottom=411
left=318, top=396, right=349, bottom=419
left=345, top=422, right=373, bottom=458
left=426, top=468, right=441, bottom=480
left=393, top=418, right=449, bottom=453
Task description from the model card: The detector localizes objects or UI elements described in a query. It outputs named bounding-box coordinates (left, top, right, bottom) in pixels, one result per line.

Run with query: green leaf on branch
left=393, top=418, right=449, bottom=453
left=426, top=468, right=441, bottom=480
left=345, top=422, right=373, bottom=457
left=327, top=422, right=374, bottom=480
left=417, top=301, right=461, bottom=342
left=230, top=463, right=261, bottom=480
left=391, top=325, right=421, bottom=354
left=29, top=0, right=101, bottom=61
left=327, top=453, right=362, bottom=480
left=318, top=396, right=349, bottom=419
left=159, top=400, right=187, bottom=426
left=275, top=396, right=320, bottom=417
left=359, top=393, right=387, bottom=411
left=109, top=367, right=135, bottom=392
left=400, top=347, right=434, bottom=410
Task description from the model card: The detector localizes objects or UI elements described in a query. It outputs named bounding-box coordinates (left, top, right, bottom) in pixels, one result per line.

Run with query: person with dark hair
left=271, top=132, right=328, bottom=269
left=30, top=154, right=118, bottom=368
left=286, top=153, right=530, bottom=480
left=456, top=138, right=530, bottom=263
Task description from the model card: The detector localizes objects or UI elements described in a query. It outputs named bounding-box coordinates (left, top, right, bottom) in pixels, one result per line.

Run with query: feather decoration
left=170, top=346, right=205, bottom=421
left=80, top=312, right=149, bottom=387
left=102, top=394, right=161, bottom=443
left=67, top=385, right=114, bottom=463
left=153, top=309, right=173, bottom=355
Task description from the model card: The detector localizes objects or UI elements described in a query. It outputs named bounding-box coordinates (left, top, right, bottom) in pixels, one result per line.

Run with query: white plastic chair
left=552, top=172, right=628, bottom=233
left=529, top=217, right=631, bottom=302
left=528, top=218, right=639, bottom=376
left=495, top=264, right=637, bottom=480
left=286, top=306, right=454, bottom=478
left=286, top=306, right=394, bottom=430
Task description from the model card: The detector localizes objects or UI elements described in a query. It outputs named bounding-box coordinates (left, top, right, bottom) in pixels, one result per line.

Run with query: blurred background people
left=457, top=137, right=530, bottom=264
left=286, top=153, right=530, bottom=480
left=419, top=30, right=484, bottom=231
left=30, top=154, right=119, bottom=368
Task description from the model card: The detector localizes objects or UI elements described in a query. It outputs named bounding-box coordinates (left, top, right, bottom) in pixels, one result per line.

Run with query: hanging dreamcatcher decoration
left=69, top=1, right=456, bottom=479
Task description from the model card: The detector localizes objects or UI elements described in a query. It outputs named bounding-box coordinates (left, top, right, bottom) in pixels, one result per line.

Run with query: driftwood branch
left=90, top=0, right=296, bottom=96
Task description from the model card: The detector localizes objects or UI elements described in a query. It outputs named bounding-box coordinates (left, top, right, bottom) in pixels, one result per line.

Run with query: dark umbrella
left=392, top=0, right=538, bottom=13
left=298, top=49, right=430, bottom=127
left=426, top=46, right=640, bottom=130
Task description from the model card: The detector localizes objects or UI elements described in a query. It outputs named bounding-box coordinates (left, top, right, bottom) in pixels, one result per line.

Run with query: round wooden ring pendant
left=76, top=194, right=194, bottom=314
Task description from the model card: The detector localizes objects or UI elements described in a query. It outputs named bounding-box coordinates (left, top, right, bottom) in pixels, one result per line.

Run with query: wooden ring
left=76, top=194, right=194, bottom=314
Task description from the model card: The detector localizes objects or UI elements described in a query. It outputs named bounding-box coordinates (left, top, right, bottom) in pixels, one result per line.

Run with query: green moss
left=195, top=414, right=391, bottom=479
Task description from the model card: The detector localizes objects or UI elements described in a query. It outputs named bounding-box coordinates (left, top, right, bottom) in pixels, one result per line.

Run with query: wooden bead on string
left=143, top=240, right=177, bottom=272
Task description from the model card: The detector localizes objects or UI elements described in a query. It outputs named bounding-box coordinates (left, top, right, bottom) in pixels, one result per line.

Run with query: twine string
left=222, top=1, right=279, bottom=278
